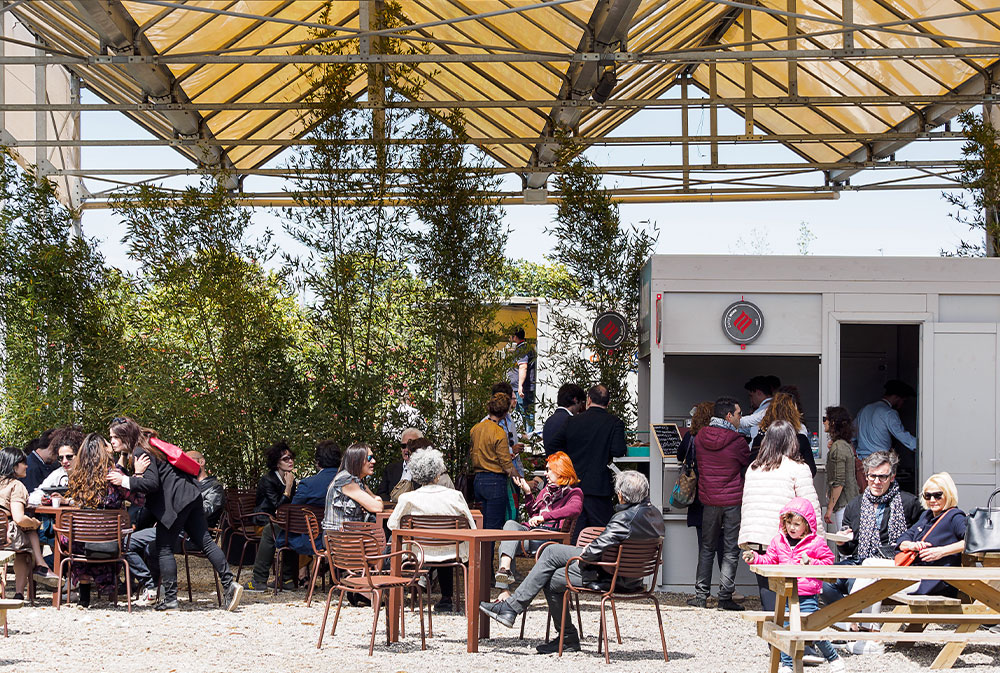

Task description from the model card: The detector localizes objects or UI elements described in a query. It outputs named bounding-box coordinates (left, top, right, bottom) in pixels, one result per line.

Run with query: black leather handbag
left=965, top=488, right=1000, bottom=554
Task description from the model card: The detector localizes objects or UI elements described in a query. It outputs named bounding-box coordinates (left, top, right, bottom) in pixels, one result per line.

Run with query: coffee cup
left=51, top=495, right=62, bottom=508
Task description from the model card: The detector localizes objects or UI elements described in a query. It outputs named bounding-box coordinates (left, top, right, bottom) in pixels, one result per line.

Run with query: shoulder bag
left=965, top=488, right=1000, bottom=554
left=149, top=436, right=200, bottom=477
left=894, top=507, right=954, bottom=566
left=669, top=443, right=697, bottom=509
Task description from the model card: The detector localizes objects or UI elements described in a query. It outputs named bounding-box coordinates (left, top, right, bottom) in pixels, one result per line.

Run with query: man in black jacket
left=480, top=470, right=664, bottom=653
left=821, top=450, right=922, bottom=606
left=542, top=383, right=586, bottom=456
left=376, top=427, right=423, bottom=500
left=548, top=384, right=627, bottom=539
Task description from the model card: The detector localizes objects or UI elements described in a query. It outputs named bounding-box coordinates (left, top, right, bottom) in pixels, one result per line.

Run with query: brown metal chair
left=0, top=511, right=36, bottom=606
left=559, top=536, right=667, bottom=663
left=342, top=520, right=386, bottom=549
left=519, top=525, right=602, bottom=640
left=317, top=529, right=426, bottom=655
left=303, top=511, right=330, bottom=607
left=398, top=514, right=470, bottom=637
left=270, top=504, right=324, bottom=595
left=222, top=490, right=261, bottom=581
left=180, top=514, right=225, bottom=605
left=53, top=509, right=133, bottom=612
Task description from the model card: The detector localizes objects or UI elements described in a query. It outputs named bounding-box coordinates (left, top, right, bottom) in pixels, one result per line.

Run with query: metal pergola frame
left=1, top=0, right=998, bottom=207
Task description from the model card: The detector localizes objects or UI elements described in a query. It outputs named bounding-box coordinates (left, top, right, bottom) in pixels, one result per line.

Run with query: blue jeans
left=474, top=472, right=509, bottom=531
left=780, top=595, right=839, bottom=667
left=516, top=393, right=534, bottom=434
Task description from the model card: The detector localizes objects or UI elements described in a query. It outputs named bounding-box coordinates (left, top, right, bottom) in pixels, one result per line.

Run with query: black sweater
left=127, top=448, right=203, bottom=529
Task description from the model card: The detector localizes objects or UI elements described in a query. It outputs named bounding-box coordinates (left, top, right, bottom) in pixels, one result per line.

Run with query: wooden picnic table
left=388, top=528, right=565, bottom=653
left=750, top=563, right=1000, bottom=673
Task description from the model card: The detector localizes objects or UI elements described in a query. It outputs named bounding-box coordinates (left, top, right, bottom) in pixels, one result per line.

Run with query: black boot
left=536, top=626, right=581, bottom=654
left=78, top=583, right=91, bottom=608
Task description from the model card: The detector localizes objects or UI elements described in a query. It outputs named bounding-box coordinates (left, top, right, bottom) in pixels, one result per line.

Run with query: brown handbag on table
left=894, top=507, right=953, bottom=566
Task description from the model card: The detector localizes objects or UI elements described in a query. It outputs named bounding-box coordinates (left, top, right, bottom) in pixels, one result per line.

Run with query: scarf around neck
left=709, top=417, right=737, bottom=433
left=528, top=482, right=572, bottom=520
left=855, top=480, right=906, bottom=559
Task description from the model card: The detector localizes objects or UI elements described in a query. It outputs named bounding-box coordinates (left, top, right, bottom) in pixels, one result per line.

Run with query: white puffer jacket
left=738, top=456, right=824, bottom=547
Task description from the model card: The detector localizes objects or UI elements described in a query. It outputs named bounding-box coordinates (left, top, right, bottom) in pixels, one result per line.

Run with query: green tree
left=111, top=176, right=307, bottom=488
left=0, top=150, right=125, bottom=440
left=943, top=109, right=1000, bottom=257
left=406, top=109, right=509, bottom=476
left=544, top=154, right=658, bottom=430
left=498, top=259, right=580, bottom=300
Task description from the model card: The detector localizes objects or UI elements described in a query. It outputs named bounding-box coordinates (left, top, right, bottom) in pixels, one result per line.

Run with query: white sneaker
left=135, top=588, right=158, bottom=607
left=848, top=640, right=884, bottom=655
left=828, top=658, right=846, bottom=672
left=779, top=666, right=794, bottom=673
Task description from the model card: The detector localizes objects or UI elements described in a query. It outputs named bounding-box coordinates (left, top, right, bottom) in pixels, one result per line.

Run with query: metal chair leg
left=609, top=596, right=622, bottom=643
left=651, top=595, right=669, bottom=662
left=600, top=596, right=611, bottom=664
left=369, top=590, right=382, bottom=656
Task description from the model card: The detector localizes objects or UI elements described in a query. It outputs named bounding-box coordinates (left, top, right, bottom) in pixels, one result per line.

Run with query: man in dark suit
left=376, top=427, right=423, bottom=500
left=543, top=383, right=586, bottom=456
left=549, top=384, right=627, bottom=540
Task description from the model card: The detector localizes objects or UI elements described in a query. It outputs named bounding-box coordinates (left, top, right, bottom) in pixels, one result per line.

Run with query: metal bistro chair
left=180, top=514, right=225, bottom=605
left=303, top=517, right=388, bottom=607
left=398, top=514, right=470, bottom=637
left=270, top=504, right=324, bottom=595
left=519, top=524, right=602, bottom=641
left=559, top=536, right=667, bottom=663
left=317, top=529, right=426, bottom=655
left=53, top=509, right=134, bottom=612
left=222, top=490, right=261, bottom=581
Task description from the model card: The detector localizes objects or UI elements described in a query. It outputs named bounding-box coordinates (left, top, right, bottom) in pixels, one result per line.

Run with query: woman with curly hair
left=65, top=433, right=145, bottom=606
left=824, top=406, right=859, bottom=528
left=750, top=392, right=817, bottom=476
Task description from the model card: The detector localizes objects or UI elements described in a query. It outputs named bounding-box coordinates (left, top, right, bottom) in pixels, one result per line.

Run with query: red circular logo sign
left=722, top=301, right=764, bottom=345
left=593, top=311, right=628, bottom=349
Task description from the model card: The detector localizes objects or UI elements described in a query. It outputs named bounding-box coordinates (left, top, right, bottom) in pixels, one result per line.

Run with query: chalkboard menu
left=650, top=423, right=683, bottom=458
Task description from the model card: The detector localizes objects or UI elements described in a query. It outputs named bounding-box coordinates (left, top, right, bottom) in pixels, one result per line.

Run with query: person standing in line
left=542, top=383, right=586, bottom=457
left=823, top=406, right=860, bottom=529
left=749, top=392, right=817, bottom=476
left=548, top=384, right=627, bottom=540
left=688, top=396, right=750, bottom=611
left=740, top=376, right=778, bottom=441
left=107, top=417, right=243, bottom=612
left=855, top=380, right=918, bottom=492
left=471, top=393, right=528, bottom=532
left=508, top=327, right=537, bottom=434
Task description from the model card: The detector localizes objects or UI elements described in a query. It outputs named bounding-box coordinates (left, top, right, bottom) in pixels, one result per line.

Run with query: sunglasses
left=367, top=454, right=376, bottom=463
left=279, top=454, right=294, bottom=462
left=866, top=473, right=892, bottom=482
left=112, top=417, right=127, bottom=424
left=923, top=491, right=945, bottom=501
left=59, top=454, right=75, bottom=462
left=822, top=416, right=828, bottom=422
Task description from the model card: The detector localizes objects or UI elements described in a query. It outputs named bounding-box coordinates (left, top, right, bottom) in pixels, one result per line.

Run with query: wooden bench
left=750, top=564, right=1000, bottom=672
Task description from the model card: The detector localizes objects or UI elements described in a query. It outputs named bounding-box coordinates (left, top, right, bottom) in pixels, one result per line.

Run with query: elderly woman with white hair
left=387, top=446, right=476, bottom=612
left=895, top=472, right=968, bottom=596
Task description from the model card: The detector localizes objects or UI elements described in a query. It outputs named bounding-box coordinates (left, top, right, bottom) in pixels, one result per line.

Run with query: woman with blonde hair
left=750, top=392, right=817, bottom=476
left=896, top=472, right=967, bottom=596
left=493, top=451, right=583, bottom=593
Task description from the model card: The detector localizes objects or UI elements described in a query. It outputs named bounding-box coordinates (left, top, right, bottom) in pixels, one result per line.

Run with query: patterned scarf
left=527, top=482, right=571, bottom=521
left=855, top=481, right=907, bottom=559
left=709, top=417, right=738, bottom=433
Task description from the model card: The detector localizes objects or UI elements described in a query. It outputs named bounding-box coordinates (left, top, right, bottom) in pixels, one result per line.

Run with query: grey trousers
left=694, top=505, right=741, bottom=601
left=507, top=543, right=583, bottom=637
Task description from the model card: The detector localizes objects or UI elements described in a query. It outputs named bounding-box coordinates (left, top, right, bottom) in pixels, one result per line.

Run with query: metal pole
left=788, top=0, right=798, bottom=96
left=843, top=0, right=855, bottom=50
left=744, top=7, right=754, bottom=135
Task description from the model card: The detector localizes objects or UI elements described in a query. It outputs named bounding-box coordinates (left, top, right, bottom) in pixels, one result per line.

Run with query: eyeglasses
left=866, top=472, right=892, bottom=482
left=367, top=454, right=376, bottom=463
left=923, top=491, right=945, bottom=501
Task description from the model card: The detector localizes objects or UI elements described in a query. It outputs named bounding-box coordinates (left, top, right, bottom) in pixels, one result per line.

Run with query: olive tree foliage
left=0, top=150, right=126, bottom=440
left=405, top=110, right=510, bottom=476
left=111, top=177, right=308, bottom=488
left=283, top=2, right=435, bottom=460
left=943, top=109, right=1000, bottom=257
left=543, top=155, right=658, bottom=430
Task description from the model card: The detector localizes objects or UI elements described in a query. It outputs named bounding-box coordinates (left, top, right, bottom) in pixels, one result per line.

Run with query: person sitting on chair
left=387, top=447, right=475, bottom=613
left=479, top=470, right=664, bottom=654
left=494, top=451, right=583, bottom=598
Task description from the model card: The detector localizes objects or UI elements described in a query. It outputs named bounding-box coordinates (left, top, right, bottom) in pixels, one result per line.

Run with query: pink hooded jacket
left=747, top=496, right=834, bottom=596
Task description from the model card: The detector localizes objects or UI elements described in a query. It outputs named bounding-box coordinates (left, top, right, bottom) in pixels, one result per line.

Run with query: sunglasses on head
left=112, top=416, right=127, bottom=424
left=922, top=490, right=945, bottom=501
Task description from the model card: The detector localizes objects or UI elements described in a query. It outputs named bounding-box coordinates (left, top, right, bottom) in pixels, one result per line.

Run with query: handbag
left=149, top=436, right=200, bottom=476
left=669, top=444, right=697, bottom=509
left=965, top=488, right=1000, bottom=554
left=894, top=507, right=953, bottom=566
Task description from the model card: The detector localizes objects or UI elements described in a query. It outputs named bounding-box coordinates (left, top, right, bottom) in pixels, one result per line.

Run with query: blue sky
left=77, top=87, right=976, bottom=272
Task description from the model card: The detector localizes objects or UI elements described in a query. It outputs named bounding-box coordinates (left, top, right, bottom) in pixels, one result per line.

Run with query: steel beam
left=68, top=0, right=235, bottom=175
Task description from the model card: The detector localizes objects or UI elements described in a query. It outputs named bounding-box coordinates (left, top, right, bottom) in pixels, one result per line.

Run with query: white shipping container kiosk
left=635, top=255, right=1000, bottom=591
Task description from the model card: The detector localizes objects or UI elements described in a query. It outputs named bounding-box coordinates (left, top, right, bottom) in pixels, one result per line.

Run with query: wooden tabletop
left=391, top=528, right=564, bottom=542
left=0, top=550, right=14, bottom=565
left=751, top=564, right=1000, bottom=580
left=31, top=505, right=79, bottom=515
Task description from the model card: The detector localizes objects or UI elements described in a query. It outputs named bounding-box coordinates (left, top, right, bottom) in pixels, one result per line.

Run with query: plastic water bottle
left=810, top=432, right=820, bottom=457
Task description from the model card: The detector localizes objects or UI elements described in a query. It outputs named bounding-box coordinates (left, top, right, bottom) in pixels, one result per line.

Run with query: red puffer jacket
left=694, top=425, right=751, bottom=507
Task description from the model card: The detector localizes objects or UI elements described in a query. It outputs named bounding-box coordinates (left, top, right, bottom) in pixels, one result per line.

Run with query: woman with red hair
left=494, top=451, right=583, bottom=592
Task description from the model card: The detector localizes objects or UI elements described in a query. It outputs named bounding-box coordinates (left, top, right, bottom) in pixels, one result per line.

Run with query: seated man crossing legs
left=479, top=470, right=664, bottom=653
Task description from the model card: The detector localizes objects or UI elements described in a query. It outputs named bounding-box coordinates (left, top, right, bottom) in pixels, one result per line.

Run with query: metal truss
left=1, top=0, right=998, bottom=205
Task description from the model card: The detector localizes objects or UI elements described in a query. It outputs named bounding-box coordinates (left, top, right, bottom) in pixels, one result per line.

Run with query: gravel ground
left=3, top=557, right=1000, bottom=673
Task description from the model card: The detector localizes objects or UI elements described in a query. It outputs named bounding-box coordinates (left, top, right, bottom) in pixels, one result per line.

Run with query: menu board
left=650, top=423, right=683, bottom=458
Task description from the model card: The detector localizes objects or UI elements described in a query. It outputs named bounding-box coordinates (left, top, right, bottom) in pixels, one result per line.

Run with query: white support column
left=34, top=34, right=52, bottom=177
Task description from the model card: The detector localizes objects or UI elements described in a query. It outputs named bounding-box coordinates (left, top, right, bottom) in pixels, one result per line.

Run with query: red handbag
left=149, top=436, right=200, bottom=477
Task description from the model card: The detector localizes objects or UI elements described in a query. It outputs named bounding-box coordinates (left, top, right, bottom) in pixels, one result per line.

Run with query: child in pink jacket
left=743, top=497, right=844, bottom=673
